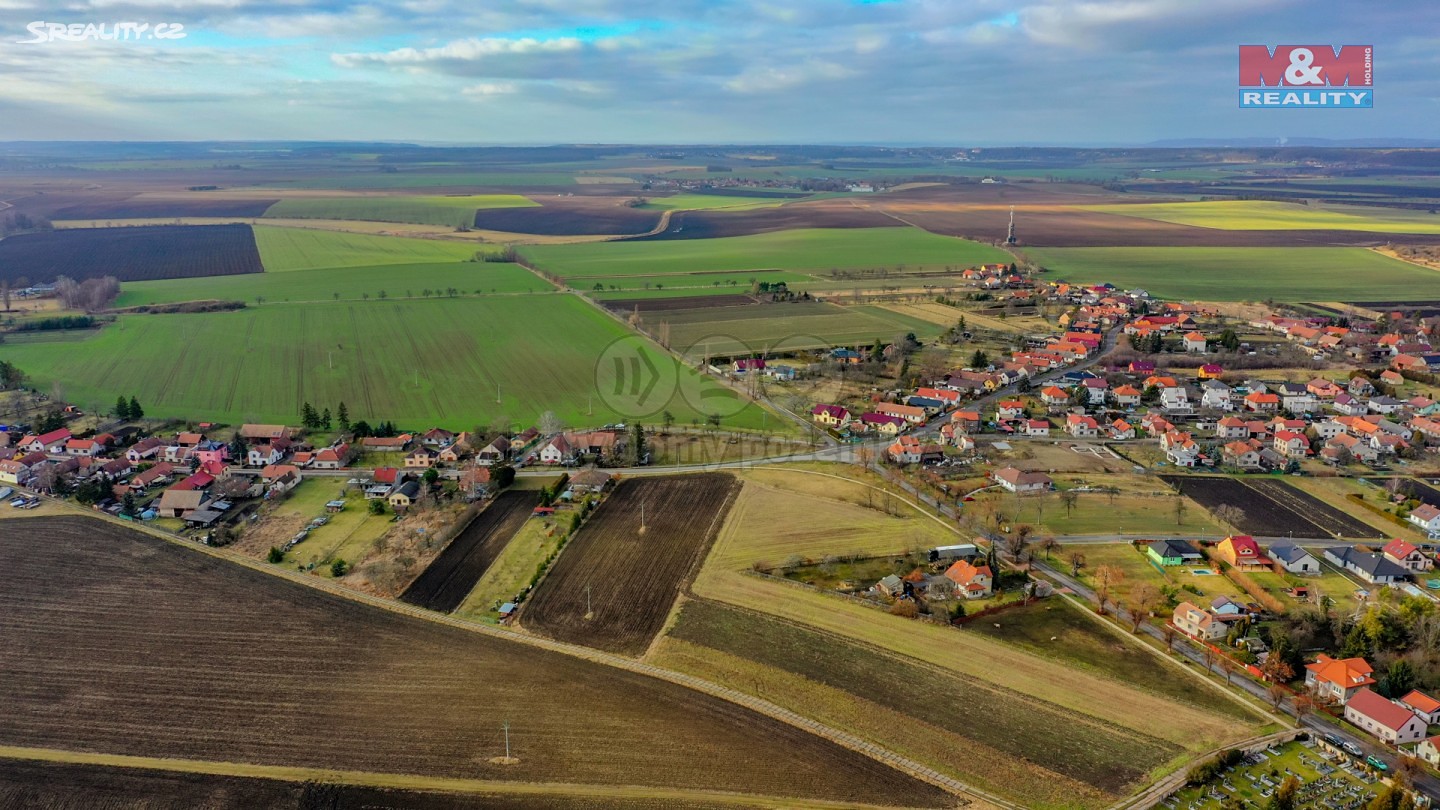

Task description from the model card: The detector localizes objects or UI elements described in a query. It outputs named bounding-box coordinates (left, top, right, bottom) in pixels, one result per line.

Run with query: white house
left=1268, top=543, right=1320, bottom=575
left=992, top=467, right=1052, bottom=495
left=1345, top=688, right=1428, bottom=745
left=1409, top=504, right=1440, bottom=537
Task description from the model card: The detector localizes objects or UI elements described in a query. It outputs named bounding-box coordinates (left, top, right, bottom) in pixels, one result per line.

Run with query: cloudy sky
left=0, top=0, right=1434, bottom=144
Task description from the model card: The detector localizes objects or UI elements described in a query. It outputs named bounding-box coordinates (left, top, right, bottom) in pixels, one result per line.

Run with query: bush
left=330, top=559, right=350, bottom=577
left=368, top=499, right=387, bottom=515
left=267, top=547, right=284, bottom=564
left=889, top=600, right=920, bottom=619
left=1186, top=749, right=1244, bottom=786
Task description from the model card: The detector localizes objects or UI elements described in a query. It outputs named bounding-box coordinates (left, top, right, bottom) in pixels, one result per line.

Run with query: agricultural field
left=1161, top=475, right=1384, bottom=539
left=53, top=198, right=279, bottom=219
left=240, top=479, right=390, bottom=573
left=521, top=474, right=742, bottom=656
left=0, top=296, right=771, bottom=430
left=401, top=491, right=536, bottom=613
left=1085, top=200, right=1440, bottom=233
left=263, top=195, right=537, bottom=228
left=264, top=171, right=587, bottom=188
left=1027, top=246, right=1439, bottom=302
left=112, top=262, right=551, bottom=307
left=455, top=513, right=569, bottom=624
left=971, top=488, right=1225, bottom=536
left=648, top=203, right=901, bottom=239
left=653, top=301, right=946, bottom=357
left=636, top=194, right=789, bottom=211
left=253, top=225, right=482, bottom=271
left=0, top=516, right=944, bottom=806
left=525, top=227, right=1012, bottom=280
left=0, top=224, right=262, bottom=286
left=473, top=203, right=662, bottom=236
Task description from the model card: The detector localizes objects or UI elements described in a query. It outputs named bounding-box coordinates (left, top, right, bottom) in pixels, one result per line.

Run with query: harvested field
left=1244, top=479, right=1384, bottom=538
left=523, top=474, right=742, bottom=656
left=53, top=198, right=279, bottom=219
left=401, top=491, right=537, bottom=612
left=638, top=204, right=899, bottom=239
left=475, top=201, right=661, bottom=235
left=0, top=516, right=948, bottom=807
left=1159, top=475, right=1383, bottom=539
left=0, top=224, right=262, bottom=285
left=0, top=757, right=762, bottom=810
left=668, top=599, right=1179, bottom=804
left=600, top=294, right=757, bottom=313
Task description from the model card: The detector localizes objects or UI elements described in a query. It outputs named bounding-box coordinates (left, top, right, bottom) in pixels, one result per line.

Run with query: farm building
left=239, top=424, right=292, bottom=442
left=1344, top=688, right=1428, bottom=745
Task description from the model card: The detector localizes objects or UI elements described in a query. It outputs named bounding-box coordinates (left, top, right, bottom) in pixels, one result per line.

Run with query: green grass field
left=655, top=302, right=944, bottom=356
left=580, top=270, right=815, bottom=294
left=113, top=262, right=552, bottom=307
left=253, top=226, right=482, bottom=271
left=256, top=172, right=586, bottom=188
left=1086, top=200, right=1440, bottom=232
left=637, top=194, right=789, bottom=211
left=1, top=296, right=770, bottom=430
left=1029, top=246, right=1439, bottom=301
left=262, top=195, right=537, bottom=228
left=525, top=227, right=1013, bottom=280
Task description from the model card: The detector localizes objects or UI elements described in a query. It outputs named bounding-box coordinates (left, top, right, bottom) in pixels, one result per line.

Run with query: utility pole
left=503, top=720, right=511, bottom=760
left=585, top=584, right=592, bottom=619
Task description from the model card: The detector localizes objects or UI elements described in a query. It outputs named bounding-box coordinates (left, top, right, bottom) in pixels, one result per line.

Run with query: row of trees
left=112, top=396, right=145, bottom=421
left=54, top=275, right=121, bottom=312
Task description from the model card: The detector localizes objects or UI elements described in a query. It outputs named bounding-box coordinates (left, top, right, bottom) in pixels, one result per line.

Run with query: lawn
left=113, top=262, right=552, bottom=307
left=253, top=225, right=482, bottom=271
left=658, top=302, right=946, bottom=357
left=1084, top=200, right=1440, bottom=233
left=1063, top=542, right=1251, bottom=605
left=453, top=513, right=567, bottom=623
left=263, top=195, right=537, bottom=228
left=1028, top=246, right=1439, bottom=302
left=525, top=227, right=1013, bottom=280
left=0, top=295, right=771, bottom=431
left=261, top=480, right=389, bottom=574
left=981, top=490, right=1227, bottom=536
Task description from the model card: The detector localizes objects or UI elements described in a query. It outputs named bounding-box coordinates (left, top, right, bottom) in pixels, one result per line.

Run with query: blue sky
left=0, top=0, right=1434, bottom=143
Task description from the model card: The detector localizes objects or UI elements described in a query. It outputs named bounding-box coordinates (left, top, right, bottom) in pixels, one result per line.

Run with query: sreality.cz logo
left=1239, top=45, right=1372, bottom=108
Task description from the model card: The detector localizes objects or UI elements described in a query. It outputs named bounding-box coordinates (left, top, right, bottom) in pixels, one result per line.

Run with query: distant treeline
left=13, top=315, right=96, bottom=331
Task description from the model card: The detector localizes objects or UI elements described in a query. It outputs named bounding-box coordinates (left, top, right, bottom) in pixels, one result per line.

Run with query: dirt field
left=636, top=202, right=900, bottom=240
left=521, top=474, right=742, bottom=656
left=0, top=516, right=947, bottom=807
left=400, top=491, right=537, bottom=613
left=1160, top=475, right=1383, bottom=538
left=53, top=198, right=279, bottom=219
left=600, top=294, right=758, bottom=312
left=0, top=224, right=263, bottom=285
left=475, top=197, right=661, bottom=235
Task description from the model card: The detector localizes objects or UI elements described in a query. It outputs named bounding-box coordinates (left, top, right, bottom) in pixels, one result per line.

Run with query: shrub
left=1185, top=749, right=1244, bottom=786
left=330, top=559, right=350, bottom=577
left=267, top=547, right=284, bottom=564
left=889, top=600, right=920, bottom=619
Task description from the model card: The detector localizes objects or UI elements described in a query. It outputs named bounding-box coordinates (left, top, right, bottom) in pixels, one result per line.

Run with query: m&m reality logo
left=1239, top=45, right=1372, bottom=108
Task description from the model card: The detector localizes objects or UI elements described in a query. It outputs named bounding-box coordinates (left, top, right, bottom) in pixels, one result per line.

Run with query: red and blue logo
left=1239, top=45, right=1372, bottom=108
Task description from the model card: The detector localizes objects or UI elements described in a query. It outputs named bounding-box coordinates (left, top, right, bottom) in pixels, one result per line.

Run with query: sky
left=0, top=0, right=1435, bottom=144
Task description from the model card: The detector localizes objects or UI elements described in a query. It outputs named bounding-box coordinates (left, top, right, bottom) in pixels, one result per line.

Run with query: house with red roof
left=1110, top=419, right=1135, bottom=440
left=1039, top=386, right=1070, bottom=407
left=1382, top=538, right=1432, bottom=572
left=997, top=400, right=1026, bottom=420
left=810, top=404, right=850, bottom=427
left=1401, top=690, right=1440, bottom=726
left=538, top=435, right=573, bottom=465
left=1243, top=391, right=1280, bottom=412
left=312, top=442, right=352, bottom=470
left=20, top=428, right=71, bottom=454
left=1172, top=601, right=1226, bottom=641
left=1182, top=331, right=1207, bottom=353
left=1025, top=418, right=1051, bottom=437
left=1345, top=688, right=1428, bottom=745
left=1216, top=535, right=1272, bottom=571
left=943, top=559, right=993, bottom=599
left=63, top=438, right=102, bottom=457
left=858, top=413, right=905, bottom=435
left=1066, top=413, right=1100, bottom=438
left=1272, top=430, right=1310, bottom=458
left=1112, top=385, right=1141, bottom=407
left=1305, top=654, right=1375, bottom=705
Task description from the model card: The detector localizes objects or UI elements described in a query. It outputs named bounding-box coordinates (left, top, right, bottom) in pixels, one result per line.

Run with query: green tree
left=1219, top=328, right=1241, bottom=351
left=113, top=396, right=131, bottom=420
left=661, top=410, right=675, bottom=433
left=330, top=559, right=350, bottom=577
left=422, top=468, right=439, bottom=487
left=368, top=499, right=387, bottom=515
left=337, top=402, right=350, bottom=432
left=128, top=396, right=143, bottom=420
left=228, top=431, right=247, bottom=461
left=121, top=492, right=137, bottom=517
left=321, top=408, right=332, bottom=431
left=629, top=422, right=646, bottom=465
left=267, top=547, right=285, bottom=563
left=1380, top=659, right=1417, bottom=698
left=301, top=402, right=318, bottom=429
left=970, top=349, right=990, bottom=369
left=1266, top=775, right=1299, bottom=810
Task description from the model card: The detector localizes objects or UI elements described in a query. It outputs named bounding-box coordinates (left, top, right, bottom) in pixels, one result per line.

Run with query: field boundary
left=11, top=507, right=988, bottom=805
left=0, top=744, right=906, bottom=810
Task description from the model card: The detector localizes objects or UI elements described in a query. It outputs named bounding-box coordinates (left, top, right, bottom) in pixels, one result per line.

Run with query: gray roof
left=1326, top=547, right=1409, bottom=580
left=394, top=480, right=421, bottom=498
left=1268, top=543, right=1315, bottom=565
left=1152, top=539, right=1200, bottom=558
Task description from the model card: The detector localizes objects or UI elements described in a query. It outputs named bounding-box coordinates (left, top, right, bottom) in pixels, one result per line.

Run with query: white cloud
left=333, top=35, right=584, bottom=68
left=461, top=81, right=517, bottom=97
left=724, top=60, right=857, bottom=93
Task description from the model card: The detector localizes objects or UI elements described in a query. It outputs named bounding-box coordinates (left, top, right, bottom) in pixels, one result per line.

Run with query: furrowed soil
left=521, top=474, right=742, bottom=656
left=0, top=224, right=262, bottom=285
left=401, top=491, right=537, bottom=612
left=0, top=516, right=949, bottom=808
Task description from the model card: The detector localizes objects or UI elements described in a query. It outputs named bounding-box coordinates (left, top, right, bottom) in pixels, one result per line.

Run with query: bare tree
left=1292, top=693, right=1315, bottom=722
left=538, top=411, right=564, bottom=436
left=1068, top=551, right=1085, bottom=577
left=1172, top=495, right=1189, bottom=526
left=1201, top=644, right=1218, bottom=673
left=1005, top=524, right=1033, bottom=560
left=1266, top=684, right=1288, bottom=711
left=1124, top=584, right=1162, bottom=633
left=1039, top=536, right=1060, bottom=561
left=1093, top=564, right=1124, bottom=613
left=1059, top=490, right=1078, bottom=517
left=1162, top=623, right=1177, bottom=651
left=1213, top=504, right=1246, bottom=531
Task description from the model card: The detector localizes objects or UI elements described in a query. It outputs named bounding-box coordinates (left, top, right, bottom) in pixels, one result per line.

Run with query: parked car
left=0, top=486, right=13, bottom=501
left=1342, top=741, right=1363, bottom=757
left=1366, top=755, right=1388, bottom=771
left=1322, top=733, right=1343, bottom=748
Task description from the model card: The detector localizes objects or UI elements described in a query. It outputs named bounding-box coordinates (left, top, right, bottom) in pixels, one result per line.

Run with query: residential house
left=950, top=410, right=982, bottom=433
left=1409, top=503, right=1440, bottom=536
left=1110, top=419, right=1136, bottom=440
left=1324, top=547, right=1410, bottom=584
left=1305, top=654, right=1376, bottom=705
left=1201, top=381, right=1233, bottom=411
left=732, top=357, right=766, bottom=374
left=19, top=428, right=72, bottom=455
left=125, top=437, right=163, bottom=463
left=1066, top=413, right=1100, bottom=438
left=125, top=463, right=174, bottom=493
left=1147, top=539, right=1201, bottom=567
left=997, top=400, right=1027, bottom=420
left=1198, top=363, right=1224, bottom=380
left=476, top=437, right=510, bottom=466
left=859, top=413, right=905, bottom=436
left=364, top=467, right=399, bottom=498
left=361, top=435, right=411, bottom=452
left=63, top=438, right=102, bottom=457
left=1400, top=691, right=1440, bottom=726
left=538, top=436, right=573, bottom=465
left=1160, top=386, right=1191, bottom=413
left=1268, top=543, right=1320, bottom=575
left=156, top=488, right=205, bottom=519
left=1182, top=331, right=1207, bottom=353
left=1040, top=386, right=1070, bottom=408
left=1333, top=393, right=1369, bottom=416
left=1308, top=378, right=1342, bottom=399
left=1215, top=416, right=1249, bottom=440
left=510, top=428, right=540, bottom=453
left=1345, top=688, right=1428, bottom=745
left=1368, top=396, right=1405, bottom=415
left=457, top=465, right=492, bottom=499
left=1420, top=736, right=1440, bottom=768
left=1382, top=539, right=1432, bottom=572
left=1273, top=430, right=1310, bottom=459
left=247, top=443, right=286, bottom=467
left=312, top=443, right=352, bottom=470
left=1243, top=392, right=1280, bottom=412
left=875, top=402, right=926, bottom=426
left=388, top=480, right=421, bottom=510
left=1172, top=601, right=1226, bottom=641
left=1025, top=418, right=1051, bottom=437
left=420, top=428, right=456, bottom=448
left=0, top=459, right=31, bottom=486
left=1216, top=535, right=1273, bottom=571
left=568, top=468, right=614, bottom=495
left=943, top=559, right=993, bottom=599
left=1081, top=378, right=1108, bottom=405
left=404, top=447, right=437, bottom=469
left=1222, top=441, right=1262, bottom=470
left=437, top=442, right=468, bottom=464
left=239, top=424, right=291, bottom=442
left=992, top=467, right=1052, bottom=495
left=1112, top=385, right=1141, bottom=408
